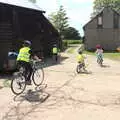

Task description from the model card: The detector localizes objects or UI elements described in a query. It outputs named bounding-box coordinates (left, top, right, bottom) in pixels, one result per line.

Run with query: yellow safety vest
left=77, top=54, right=84, bottom=63
left=52, top=47, right=58, bottom=54
left=17, top=47, right=30, bottom=62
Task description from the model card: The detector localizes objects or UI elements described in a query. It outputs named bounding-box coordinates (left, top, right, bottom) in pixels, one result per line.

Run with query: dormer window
left=98, top=16, right=102, bottom=25
left=97, top=14, right=103, bottom=29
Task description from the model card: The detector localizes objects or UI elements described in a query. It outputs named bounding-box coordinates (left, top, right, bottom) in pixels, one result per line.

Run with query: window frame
left=97, top=13, right=103, bottom=29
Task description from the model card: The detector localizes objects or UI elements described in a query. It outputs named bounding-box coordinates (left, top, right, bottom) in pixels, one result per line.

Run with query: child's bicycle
left=11, top=60, right=44, bottom=95
left=97, top=54, right=103, bottom=67
left=76, top=62, right=88, bottom=73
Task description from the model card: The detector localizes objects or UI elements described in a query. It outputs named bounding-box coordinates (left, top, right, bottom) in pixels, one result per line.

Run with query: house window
left=98, top=17, right=102, bottom=25
left=114, top=13, right=119, bottom=29
left=97, top=15, right=103, bottom=29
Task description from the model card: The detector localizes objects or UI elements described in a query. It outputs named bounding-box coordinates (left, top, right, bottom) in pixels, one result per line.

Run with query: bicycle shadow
left=76, top=70, right=92, bottom=75
left=14, top=84, right=50, bottom=103
left=101, top=64, right=110, bottom=68
left=2, top=84, right=50, bottom=120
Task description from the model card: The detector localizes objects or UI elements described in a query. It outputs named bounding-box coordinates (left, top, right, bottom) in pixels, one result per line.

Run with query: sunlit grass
left=103, top=52, right=120, bottom=61
left=67, top=47, right=75, bottom=53
left=84, top=50, right=120, bottom=61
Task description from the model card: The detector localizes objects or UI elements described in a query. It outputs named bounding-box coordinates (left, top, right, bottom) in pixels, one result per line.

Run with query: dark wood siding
left=0, top=3, right=60, bottom=70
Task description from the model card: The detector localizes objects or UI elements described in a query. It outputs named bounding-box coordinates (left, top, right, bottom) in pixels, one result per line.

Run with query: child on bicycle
left=17, top=40, right=41, bottom=85
left=77, top=49, right=86, bottom=71
left=95, top=44, right=103, bottom=66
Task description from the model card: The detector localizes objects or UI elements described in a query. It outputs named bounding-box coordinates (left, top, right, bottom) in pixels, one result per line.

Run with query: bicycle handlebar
left=30, top=59, right=44, bottom=65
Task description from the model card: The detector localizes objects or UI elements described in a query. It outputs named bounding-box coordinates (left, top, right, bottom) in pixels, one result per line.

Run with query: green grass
left=63, top=40, right=82, bottom=45
left=62, top=40, right=82, bottom=51
left=103, top=52, right=120, bottom=61
left=84, top=50, right=120, bottom=61
left=67, top=47, right=75, bottom=53
left=83, top=51, right=95, bottom=55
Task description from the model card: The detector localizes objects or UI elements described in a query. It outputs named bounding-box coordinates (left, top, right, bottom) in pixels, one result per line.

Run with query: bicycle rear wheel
left=32, top=68, right=44, bottom=86
left=11, top=73, right=26, bottom=95
left=76, top=65, right=81, bottom=73
left=97, top=58, right=103, bottom=66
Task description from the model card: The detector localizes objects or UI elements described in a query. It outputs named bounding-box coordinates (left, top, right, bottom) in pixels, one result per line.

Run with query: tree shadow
left=76, top=70, right=92, bottom=75
left=0, top=72, right=12, bottom=79
left=41, top=56, right=69, bottom=68
left=2, top=84, right=50, bottom=120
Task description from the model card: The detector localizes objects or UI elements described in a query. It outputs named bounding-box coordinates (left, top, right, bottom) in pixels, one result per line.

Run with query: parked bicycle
left=11, top=60, right=44, bottom=95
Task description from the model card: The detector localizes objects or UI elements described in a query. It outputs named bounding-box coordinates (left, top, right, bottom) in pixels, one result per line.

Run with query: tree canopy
left=48, top=5, right=69, bottom=35
left=63, top=27, right=81, bottom=40
left=92, top=0, right=120, bottom=16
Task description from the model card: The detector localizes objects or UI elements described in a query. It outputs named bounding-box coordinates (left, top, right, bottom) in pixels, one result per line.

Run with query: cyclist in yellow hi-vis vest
left=17, top=40, right=40, bottom=85
left=76, top=50, right=86, bottom=72
left=52, top=44, right=60, bottom=63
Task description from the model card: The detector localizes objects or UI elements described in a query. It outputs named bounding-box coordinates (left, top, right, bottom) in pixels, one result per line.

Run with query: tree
left=92, top=0, right=120, bottom=16
left=63, top=27, right=81, bottom=40
left=48, top=5, right=69, bottom=36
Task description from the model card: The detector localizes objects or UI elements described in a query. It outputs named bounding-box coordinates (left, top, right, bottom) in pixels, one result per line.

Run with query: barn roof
left=83, top=7, right=120, bottom=30
left=0, top=0, right=45, bottom=12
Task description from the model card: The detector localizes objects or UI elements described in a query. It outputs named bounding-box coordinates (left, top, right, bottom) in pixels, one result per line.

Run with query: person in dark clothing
left=17, top=40, right=40, bottom=85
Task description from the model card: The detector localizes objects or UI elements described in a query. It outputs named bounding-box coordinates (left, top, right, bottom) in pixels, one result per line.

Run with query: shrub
left=62, top=40, right=68, bottom=51
left=67, top=40, right=82, bottom=44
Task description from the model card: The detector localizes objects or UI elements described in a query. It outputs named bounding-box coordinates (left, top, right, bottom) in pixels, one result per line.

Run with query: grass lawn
left=84, top=51, right=120, bottom=61
left=64, top=41, right=120, bottom=61
left=63, top=39, right=82, bottom=44
left=67, top=47, right=75, bottom=53
left=103, top=52, right=120, bottom=61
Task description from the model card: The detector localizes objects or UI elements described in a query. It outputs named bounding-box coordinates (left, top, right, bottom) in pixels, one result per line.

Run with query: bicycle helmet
left=96, top=44, right=101, bottom=49
left=23, top=40, right=31, bottom=47
left=53, top=44, right=57, bottom=47
left=78, top=49, right=82, bottom=54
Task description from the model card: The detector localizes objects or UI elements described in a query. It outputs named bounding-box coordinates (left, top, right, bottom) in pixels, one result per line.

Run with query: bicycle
left=76, top=62, right=87, bottom=73
left=97, top=54, right=103, bottom=67
left=11, top=60, right=44, bottom=95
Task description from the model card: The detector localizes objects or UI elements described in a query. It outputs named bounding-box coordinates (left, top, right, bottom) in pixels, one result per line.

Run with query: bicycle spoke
left=32, top=68, right=44, bottom=86
left=11, top=75, right=26, bottom=95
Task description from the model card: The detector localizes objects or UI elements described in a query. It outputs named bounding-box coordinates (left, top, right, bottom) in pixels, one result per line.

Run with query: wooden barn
left=83, top=7, right=120, bottom=51
left=0, top=0, right=61, bottom=70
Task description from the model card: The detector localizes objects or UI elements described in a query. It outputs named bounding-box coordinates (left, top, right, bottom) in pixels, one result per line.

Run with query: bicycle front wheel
left=11, top=73, right=26, bottom=95
left=32, top=68, right=44, bottom=86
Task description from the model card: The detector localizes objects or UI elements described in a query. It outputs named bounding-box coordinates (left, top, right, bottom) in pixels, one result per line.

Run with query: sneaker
left=26, top=80, right=31, bottom=85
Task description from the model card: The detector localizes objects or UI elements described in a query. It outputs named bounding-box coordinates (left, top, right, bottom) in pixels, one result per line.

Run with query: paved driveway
left=1, top=50, right=120, bottom=120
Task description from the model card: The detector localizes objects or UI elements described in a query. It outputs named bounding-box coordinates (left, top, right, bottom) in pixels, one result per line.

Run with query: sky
left=36, top=0, right=94, bottom=36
